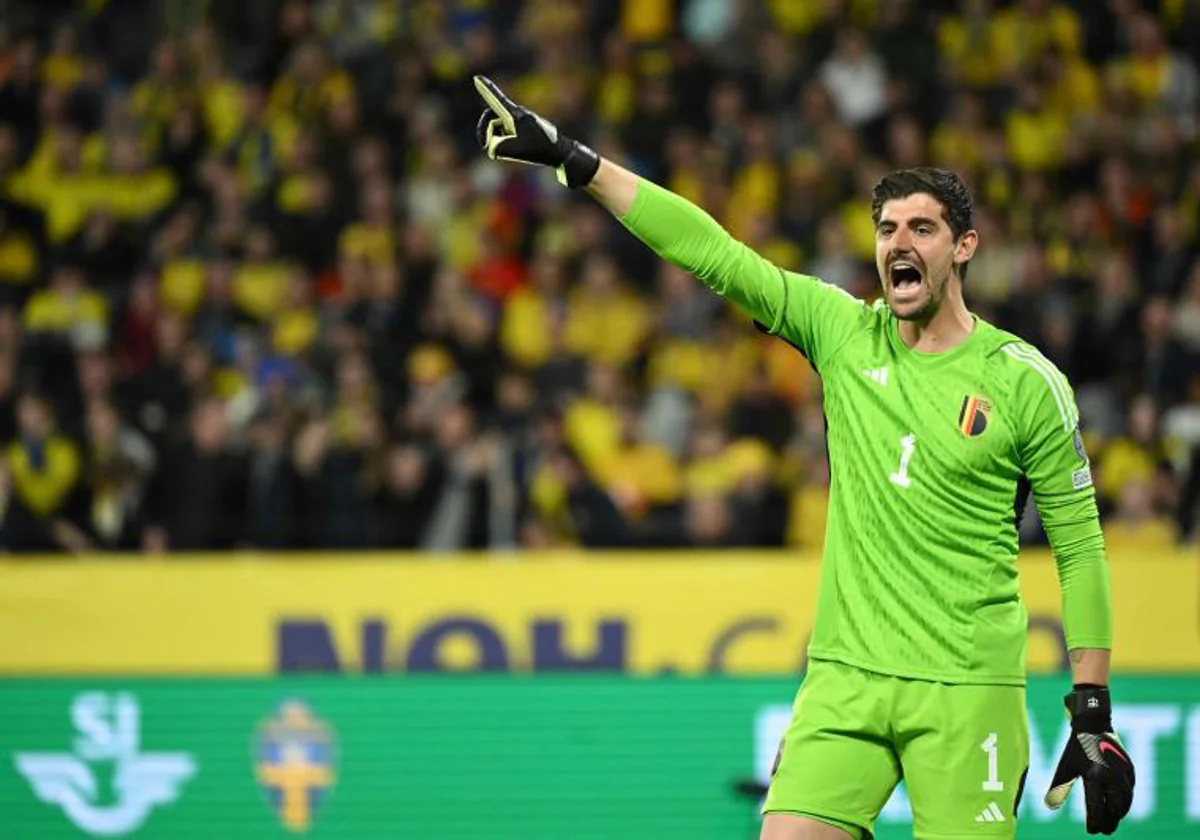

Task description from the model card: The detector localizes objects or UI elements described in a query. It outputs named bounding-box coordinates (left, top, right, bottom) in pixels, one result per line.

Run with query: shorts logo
left=958, top=395, right=991, bottom=437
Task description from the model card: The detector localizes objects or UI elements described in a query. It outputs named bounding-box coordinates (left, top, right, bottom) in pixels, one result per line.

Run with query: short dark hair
left=871, top=168, right=974, bottom=279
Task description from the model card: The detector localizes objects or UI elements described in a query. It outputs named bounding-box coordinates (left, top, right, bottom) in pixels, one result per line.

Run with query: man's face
left=874, top=193, right=975, bottom=322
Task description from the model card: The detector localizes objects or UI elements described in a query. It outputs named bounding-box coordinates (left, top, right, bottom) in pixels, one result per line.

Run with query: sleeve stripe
left=1001, top=344, right=1076, bottom=431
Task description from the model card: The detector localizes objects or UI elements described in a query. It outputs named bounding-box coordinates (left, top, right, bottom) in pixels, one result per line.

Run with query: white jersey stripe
left=1006, top=344, right=1076, bottom=430
left=1002, top=344, right=1075, bottom=431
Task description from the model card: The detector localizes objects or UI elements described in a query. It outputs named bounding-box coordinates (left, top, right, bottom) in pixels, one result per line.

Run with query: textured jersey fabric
left=618, top=177, right=1112, bottom=685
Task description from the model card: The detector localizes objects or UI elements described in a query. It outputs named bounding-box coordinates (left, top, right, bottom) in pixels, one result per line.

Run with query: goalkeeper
left=473, top=77, right=1134, bottom=839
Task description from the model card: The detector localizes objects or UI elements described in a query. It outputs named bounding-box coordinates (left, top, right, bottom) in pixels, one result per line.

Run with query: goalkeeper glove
left=1044, top=685, right=1135, bottom=835
left=473, top=75, right=600, bottom=189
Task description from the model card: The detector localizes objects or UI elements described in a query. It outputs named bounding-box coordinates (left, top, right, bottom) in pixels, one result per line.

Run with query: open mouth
left=889, top=261, right=923, bottom=292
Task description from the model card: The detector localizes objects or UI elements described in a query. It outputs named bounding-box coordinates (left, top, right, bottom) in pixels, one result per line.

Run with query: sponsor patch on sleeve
left=1072, top=467, right=1093, bottom=490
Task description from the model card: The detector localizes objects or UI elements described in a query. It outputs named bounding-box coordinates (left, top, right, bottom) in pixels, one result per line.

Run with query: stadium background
left=0, top=0, right=1198, bottom=837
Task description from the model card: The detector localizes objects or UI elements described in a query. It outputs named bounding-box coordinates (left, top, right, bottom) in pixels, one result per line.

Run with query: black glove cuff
left=1066, top=685, right=1113, bottom=733
left=559, top=138, right=600, bottom=189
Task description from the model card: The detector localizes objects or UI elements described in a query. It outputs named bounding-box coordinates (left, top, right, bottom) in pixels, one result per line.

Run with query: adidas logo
left=862, top=367, right=889, bottom=386
left=975, top=802, right=1006, bottom=823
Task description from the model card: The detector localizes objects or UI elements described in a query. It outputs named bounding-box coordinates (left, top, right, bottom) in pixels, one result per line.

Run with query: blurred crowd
left=0, top=0, right=1198, bottom=554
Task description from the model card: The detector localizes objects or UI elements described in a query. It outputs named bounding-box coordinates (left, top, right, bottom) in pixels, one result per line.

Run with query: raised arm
left=473, top=74, right=868, bottom=371
left=586, top=157, right=638, bottom=217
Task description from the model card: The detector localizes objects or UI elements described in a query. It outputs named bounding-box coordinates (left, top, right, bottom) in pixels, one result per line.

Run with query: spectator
left=0, top=2, right=1193, bottom=553
left=143, top=396, right=247, bottom=551
left=2, top=391, right=88, bottom=552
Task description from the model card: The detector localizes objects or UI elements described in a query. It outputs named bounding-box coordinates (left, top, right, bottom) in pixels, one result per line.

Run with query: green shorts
left=763, top=659, right=1030, bottom=839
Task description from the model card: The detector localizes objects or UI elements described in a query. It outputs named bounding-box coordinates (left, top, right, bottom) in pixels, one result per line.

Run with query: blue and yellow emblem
left=255, top=700, right=336, bottom=832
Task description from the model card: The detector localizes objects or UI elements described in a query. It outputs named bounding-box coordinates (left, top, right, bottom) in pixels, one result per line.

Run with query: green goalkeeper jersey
left=619, top=179, right=1112, bottom=686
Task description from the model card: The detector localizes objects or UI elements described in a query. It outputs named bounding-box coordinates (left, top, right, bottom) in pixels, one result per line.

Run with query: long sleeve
left=616, top=178, right=869, bottom=371
left=1009, top=343, right=1112, bottom=650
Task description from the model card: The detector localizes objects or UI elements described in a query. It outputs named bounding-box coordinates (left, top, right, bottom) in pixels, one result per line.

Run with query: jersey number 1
left=889, top=433, right=916, bottom=489
left=981, top=732, right=1004, bottom=792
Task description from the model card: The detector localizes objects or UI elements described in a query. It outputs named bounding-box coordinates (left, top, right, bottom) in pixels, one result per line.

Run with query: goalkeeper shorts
left=763, top=658, right=1029, bottom=839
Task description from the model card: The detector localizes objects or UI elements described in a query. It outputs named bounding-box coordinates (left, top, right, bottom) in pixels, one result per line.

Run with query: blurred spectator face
left=800, top=82, right=834, bottom=127
left=53, top=126, right=83, bottom=172
left=280, top=0, right=311, bottom=38
left=1153, top=207, right=1183, bottom=248
left=710, top=81, right=744, bottom=126
left=13, top=37, right=38, bottom=81
left=497, top=372, right=534, bottom=421
left=109, top=135, right=142, bottom=173
left=689, top=422, right=727, bottom=460
left=548, top=447, right=583, bottom=489
left=40, top=86, right=68, bottom=124
left=1017, top=246, right=1050, bottom=292
left=455, top=300, right=494, bottom=347
left=686, top=494, right=730, bottom=545
left=887, top=116, right=924, bottom=168
left=1096, top=256, right=1133, bottom=299
left=463, top=25, right=496, bottom=69
left=182, top=343, right=214, bottom=387
left=437, top=403, right=475, bottom=452
left=156, top=314, right=187, bottom=359
left=352, top=138, right=387, bottom=181
left=743, top=119, right=774, bottom=160
left=78, top=351, right=112, bottom=399
left=242, top=85, right=268, bottom=124
left=1141, top=297, right=1173, bottom=343
left=1128, top=395, right=1158, bottom=444
left=1131, top=14, right=1163, bottom=57
left=249, top=414, right=285, bottom=453
left=51, top=26, right=78, bottom=57
left=582, top=254, right=620, bottom=297
left=16, top=394, right=52, bottom=440
left=337, top=352, right=372, bottom=400
left=836, top=29, right=868, bottom=62
left=246, top=228, right=275, bottom=261
left=817, top=218, right=849, bottom=257
left=371, top=263, right=401, bottom=302
left=385, top=444, right=427, bottom=493
left=531, top=252, right=565, bottom=296
left=86, top=400, right=120, bottom=448
left=151, top=40, right=181, bottom=80
left=362, top=181, right=393, bottom=225
left=586, top=362, right=621, bottom=402
left=339, top=255, right=371, bottom=299
left=307, top=174, right=333, bottom=214
left=1115, top=479, right=1155, bottom=523
left=191, top=399, right=228, bottom=452
left=292, top=41, right=326, bottom=85
left=51, top=265, right=85, bottom=296
left=1063, top=194, right=1098, bottom=240
left=207, top=260, right=235, bottom=303
left=329, top=96, right=359, bottom=135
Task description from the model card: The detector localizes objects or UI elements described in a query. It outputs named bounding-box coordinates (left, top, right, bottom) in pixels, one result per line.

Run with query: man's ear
left=954, top=229, right=979, bottom=266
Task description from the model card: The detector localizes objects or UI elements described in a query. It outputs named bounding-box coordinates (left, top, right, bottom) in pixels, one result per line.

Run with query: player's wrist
left=1065, top=685, right=1113, bottom=734
left=556, top=135, right=600, bottom=189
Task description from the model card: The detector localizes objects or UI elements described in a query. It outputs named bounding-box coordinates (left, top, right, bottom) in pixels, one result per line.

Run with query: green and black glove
left=473, top=75, right=600, bottom=189
left=1044, top=685, right=1135, bottom=835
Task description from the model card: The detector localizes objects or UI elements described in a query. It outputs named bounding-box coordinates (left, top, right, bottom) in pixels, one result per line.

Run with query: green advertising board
left=0, top=676, right=1196, bottom=839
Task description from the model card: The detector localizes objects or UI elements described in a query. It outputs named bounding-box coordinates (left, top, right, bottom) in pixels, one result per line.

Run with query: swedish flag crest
left=255, top=700, right=337, bottom=832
